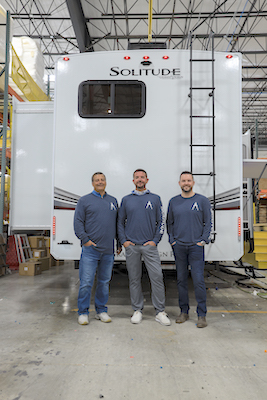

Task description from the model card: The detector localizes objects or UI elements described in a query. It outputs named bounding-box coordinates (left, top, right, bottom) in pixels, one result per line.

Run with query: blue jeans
left=78, top=245, right=114, bottom=315
left=173, top=243, right=207, bottom=317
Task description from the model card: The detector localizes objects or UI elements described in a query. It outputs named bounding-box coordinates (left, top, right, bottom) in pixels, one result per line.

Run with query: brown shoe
left=175, top=313, right=189, bottom=324
left=197, top=316, right=207, bottom=328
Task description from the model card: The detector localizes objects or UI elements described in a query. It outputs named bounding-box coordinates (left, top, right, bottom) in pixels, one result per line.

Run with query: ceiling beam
left=43, top=53, right=75, bottom=55
left=10, top=11, right=267, bottom=21
left=242, top=78, right=267, bottom=81
left=12, top=16, right=70, bottom=20
left=65, top=0, right=93, bottom=52
left=100, top=11, right=267, bottom=19
left=230, top=0, right=257, bottom=52
left=14, top=33, right=267, bottom=40
left=242, top=89, right=267, bottom=92
left=242, top=51, right=267, bottom=54
left=243, top=66, right=267, bottom=69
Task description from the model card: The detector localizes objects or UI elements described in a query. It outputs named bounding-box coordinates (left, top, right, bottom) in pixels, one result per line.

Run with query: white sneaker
left=78, top=314, right=89, bottom=325
left=155, top=311, right=171, bottom=326
left=131, top=311, right=142, bottom=324
left=95, top=312, right=112, bottom=323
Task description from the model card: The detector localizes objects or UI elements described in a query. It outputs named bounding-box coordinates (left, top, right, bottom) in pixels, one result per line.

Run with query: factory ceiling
left=1, top=0, right=267, bottom=143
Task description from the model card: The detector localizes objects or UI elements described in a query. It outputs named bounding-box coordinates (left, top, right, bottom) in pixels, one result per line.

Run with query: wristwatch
left=200, top=240, right=205, bottom=245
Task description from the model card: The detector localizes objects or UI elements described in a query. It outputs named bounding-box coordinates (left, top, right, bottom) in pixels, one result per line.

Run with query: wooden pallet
left=14, top=234, right=33, bottom=263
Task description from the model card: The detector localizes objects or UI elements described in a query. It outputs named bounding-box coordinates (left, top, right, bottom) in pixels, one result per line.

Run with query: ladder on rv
left=14, top=234, right=33, bottom=263
left=189, top=33, right=216, bottom=243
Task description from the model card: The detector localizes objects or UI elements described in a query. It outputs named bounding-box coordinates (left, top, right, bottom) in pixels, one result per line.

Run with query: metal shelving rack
left=0, top=10, right=10, bottom=235
left=0, top=231, right=7, bottom=276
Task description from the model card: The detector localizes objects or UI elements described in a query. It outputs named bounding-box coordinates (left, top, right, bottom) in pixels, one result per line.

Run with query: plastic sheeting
left=12, top=37, right=46, bottom=92
left=11, top=45, right=49, bottom=102
left=0, top=5, right=47, bottom=101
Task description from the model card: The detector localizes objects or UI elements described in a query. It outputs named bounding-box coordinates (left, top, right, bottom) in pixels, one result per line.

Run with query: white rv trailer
left=51, top=49, right=243, bottom=264
left=10, top=100, right=54, bottom=232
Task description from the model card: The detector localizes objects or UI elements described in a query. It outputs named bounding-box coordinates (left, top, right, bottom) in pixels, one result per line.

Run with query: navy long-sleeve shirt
left=74, top=191, right=118, bottom=254
left=117, top=191, right=164, bottom=245
left=167, top=193, right=211, bottom=245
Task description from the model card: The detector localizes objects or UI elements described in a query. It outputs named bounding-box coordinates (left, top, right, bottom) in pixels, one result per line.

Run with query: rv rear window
left=78, top=80, right=146, bottom=118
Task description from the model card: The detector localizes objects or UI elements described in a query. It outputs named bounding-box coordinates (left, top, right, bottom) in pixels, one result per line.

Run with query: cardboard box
left=32, top=249, right=47, bottom=258
left=259, top=178, right=267, bottom=191
left=44, top=237, right=50, bottom=248
left=36, top=256, right=50, bottom=271
left=19, top=261, right=42, bottom=276
left=28, top=236, right=46, bottom=249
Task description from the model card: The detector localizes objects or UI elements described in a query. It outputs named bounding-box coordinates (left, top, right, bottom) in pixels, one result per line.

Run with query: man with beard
left=118, top=169, right=171, bottom=326
left=167, top=171, right=211, bottom=328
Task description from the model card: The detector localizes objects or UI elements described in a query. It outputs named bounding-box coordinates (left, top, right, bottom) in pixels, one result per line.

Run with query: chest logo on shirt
left=145, top=201, right=153, bottom=209
left=110, top=202, right=117, bottom=211
left=191, top=202, right=200, bottom=211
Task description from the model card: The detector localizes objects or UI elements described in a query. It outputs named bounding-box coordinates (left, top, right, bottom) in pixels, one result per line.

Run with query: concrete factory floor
left=1, top=261, right=267, bottom=400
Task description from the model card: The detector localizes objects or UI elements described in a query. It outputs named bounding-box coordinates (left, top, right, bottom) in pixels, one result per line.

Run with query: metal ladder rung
left=190, top=144, right=215, bottom=147
left=191, top=115, right=215, bottom=118
left=190, top=58, right=215, bottom=62
left=190, top=87, right=215, bottom=90
left=189, top=32, right=216, bottom=243
left=193, top=173, right=216, bottom=176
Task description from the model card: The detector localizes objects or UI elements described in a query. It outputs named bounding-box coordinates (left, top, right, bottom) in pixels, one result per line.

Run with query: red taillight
left=63, top=56, right=69, bottom=61
left=53, top=216, right=56, bottom=236
left=143, top=56, right=150, bottom=60
left=163, top=55, right=169, bottom=59
left=226, top=54, right=233, bottom=59
left=238, top=217, right=241, bottom=240
left=124, top=56, right=131, bottom=60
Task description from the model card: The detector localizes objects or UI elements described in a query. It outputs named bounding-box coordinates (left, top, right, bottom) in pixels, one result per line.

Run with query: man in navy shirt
left=74, top=172, right=120, bottom=325
left=118, top=169, right=171, bottom=326
left=167, top=171, right=211, bottom=328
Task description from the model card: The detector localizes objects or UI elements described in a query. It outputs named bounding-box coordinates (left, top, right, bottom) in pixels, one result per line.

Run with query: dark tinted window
left=80, top=84, right=111, bottom=116
left=114, top=84, right=142, bottom=115
left=78, top=81, right=145, bottom=118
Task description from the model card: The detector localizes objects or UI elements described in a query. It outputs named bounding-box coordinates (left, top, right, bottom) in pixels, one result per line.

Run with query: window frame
left=78, top=80, right=146, bottom=118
